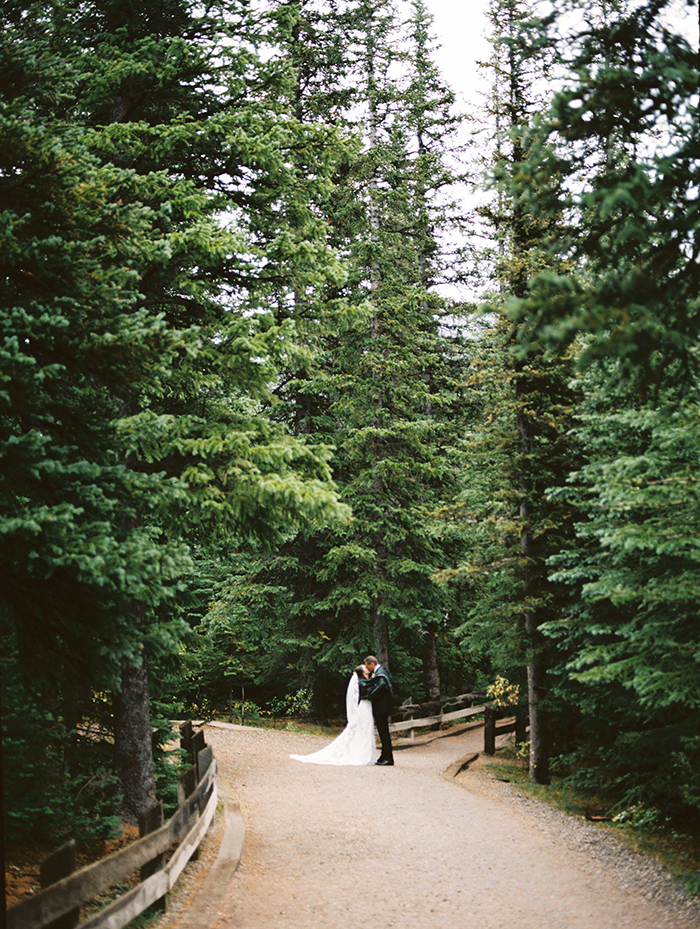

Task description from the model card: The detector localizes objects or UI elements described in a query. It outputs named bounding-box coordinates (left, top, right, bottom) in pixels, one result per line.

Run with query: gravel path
left=162, top=723, right=700, bottom=929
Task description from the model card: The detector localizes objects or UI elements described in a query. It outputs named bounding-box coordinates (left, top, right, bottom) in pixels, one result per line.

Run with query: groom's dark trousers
left=374, top=711, right=393, bottom=763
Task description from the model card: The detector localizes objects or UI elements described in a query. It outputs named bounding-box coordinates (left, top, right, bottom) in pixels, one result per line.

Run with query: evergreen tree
left=508, top=0, right=700, bottom=813
left=1, top=0, right=349, bottom=825
left=336, top=0, right=469, bottom=676
left=197, top=0, right=473, bottom=713
left=456, top=0, right=578, bottom=783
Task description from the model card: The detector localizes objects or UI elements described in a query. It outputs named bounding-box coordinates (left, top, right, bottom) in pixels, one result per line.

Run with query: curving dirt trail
left=162, top=723, right=700, bottom=929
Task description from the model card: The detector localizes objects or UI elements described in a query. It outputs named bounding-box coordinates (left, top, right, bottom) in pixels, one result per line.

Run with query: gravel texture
left=158, top=722, right=700, bottom=929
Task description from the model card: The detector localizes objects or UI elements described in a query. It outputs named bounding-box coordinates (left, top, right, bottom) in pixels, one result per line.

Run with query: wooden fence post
left=484, top=705, right=497, bottom=755
left=177, top=766, right=198, bottom=808
left=197, top=745, right=214, bottom=786
left=191, top=730, right=205, bottom=768
left=179, top=720, right=202, bottom=858
left=515, top=704, right=528, bottom=744
left=40, top=841, right=78, bottom=929
left=138, top=801, right=166, bottom=915
left=180, top=720, right=193, bottom=759
left=7, top=732, right=218, bottom=929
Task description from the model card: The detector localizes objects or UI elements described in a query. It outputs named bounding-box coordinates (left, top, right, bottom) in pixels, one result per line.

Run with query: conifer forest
left=1, top=0, right=699, bottom=855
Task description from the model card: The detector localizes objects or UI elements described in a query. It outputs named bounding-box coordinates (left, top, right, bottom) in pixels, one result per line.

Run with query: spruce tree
left=1, top=0, right=349, bottom=822
left=508, top=0, right=700, bottom=812
left=199, top=0, right=473, bottom=711
left=462, top=0, right=578, bottom=783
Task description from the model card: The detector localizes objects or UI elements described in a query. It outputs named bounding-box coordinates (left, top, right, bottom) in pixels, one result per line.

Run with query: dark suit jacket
left=359, top=666, right=393, bottom=716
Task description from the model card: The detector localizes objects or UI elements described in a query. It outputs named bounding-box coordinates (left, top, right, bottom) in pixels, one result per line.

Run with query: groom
left=359, top=655, right=394, bottom=766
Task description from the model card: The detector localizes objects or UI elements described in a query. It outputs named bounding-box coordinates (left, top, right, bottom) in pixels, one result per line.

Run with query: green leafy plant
left=612, top=803, right=669, bottom=832
left=270, top=689, right=314, bottom=718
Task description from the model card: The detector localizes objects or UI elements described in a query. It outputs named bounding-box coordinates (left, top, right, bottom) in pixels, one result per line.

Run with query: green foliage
left=3, top=0, right=699, bottom=846
left=547, top=399, right=700, bottom=707
left=612, top=803, right=670, bottom=831
left=1, top=625, right=121, bottom=843
left=270, top=689, right=314, bottom=718
left=1, top=0, right=353, bottom=832
left=189, top=0, right=474, bottom=721
left=495, top=0, right=700, bottom=814
left=487, top=675, right=521, bottom=708
left=0, top=98, right=193, bottom=688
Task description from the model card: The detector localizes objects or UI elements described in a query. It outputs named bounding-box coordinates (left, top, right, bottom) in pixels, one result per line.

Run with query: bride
left=290, top=665, right=377, bottom=766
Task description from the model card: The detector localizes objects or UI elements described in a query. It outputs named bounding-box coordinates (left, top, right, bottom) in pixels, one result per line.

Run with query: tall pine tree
left=198, top=0, right=472, bottom=712
left=508, top=0, right=700, bottom=813
left=1, top=0, right=349, bottom=823
left=456, top=0, right=578, bottom=783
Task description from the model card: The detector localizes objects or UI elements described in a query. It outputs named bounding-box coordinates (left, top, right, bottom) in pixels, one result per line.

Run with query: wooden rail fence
left=7, top=722, right=217, bottom=929
left=388, top=692, right=489, bottom=741
left=387, top=693, right=529, bottom=755
left=483, top=704, right=528, bottom=754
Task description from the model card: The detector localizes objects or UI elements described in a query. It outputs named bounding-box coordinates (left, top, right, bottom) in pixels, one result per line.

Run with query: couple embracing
left=290, top=656, right=394, bottom=767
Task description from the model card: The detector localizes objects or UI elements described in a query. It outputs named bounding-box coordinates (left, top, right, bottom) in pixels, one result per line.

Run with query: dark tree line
left=2, top=0, right=699, bottom=863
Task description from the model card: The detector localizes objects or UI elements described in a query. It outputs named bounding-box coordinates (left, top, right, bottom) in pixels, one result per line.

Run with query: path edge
left=181, top=779, right=246, bottom=929
left=442, top=752, right=480, bottom=780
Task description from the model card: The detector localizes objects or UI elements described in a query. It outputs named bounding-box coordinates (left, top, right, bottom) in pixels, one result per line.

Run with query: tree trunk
left=525, top=610, right=549, bottom=783
left=112, top=431, right=157, bottom=820
left=517, top=390, right=550, bottom=785
left=1, top=684, right=6, bottom=929
left=114, top=657, right=156, bottom=823
left=372, top=594, right=390, bottom=670
left=62, top=679, right=83, bottom=776
left=421, top=621, right=441, bottom=701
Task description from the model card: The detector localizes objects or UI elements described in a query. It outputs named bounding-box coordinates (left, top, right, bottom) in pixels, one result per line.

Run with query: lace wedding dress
left=290, top=673, right=377, bottom=766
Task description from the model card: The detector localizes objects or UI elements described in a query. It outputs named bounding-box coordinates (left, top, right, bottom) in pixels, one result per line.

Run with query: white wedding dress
left=290, top=674, right=377, bottom=766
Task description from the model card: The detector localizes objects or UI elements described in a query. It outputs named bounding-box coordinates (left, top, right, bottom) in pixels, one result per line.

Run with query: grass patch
left=484, top=745, right=700, bottom=897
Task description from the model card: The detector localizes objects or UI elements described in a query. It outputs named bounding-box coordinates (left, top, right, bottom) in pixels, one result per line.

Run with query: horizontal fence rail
left=388, top=692, right=488, bottom=740
left=8, top=722, right=217, bottom=929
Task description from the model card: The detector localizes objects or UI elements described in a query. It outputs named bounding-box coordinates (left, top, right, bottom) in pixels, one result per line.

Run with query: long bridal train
left=290, top=671, right=376, bottom=766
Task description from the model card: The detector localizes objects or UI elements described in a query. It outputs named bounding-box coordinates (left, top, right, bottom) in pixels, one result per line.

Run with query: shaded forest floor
left=5, top=823, right=141, bottom=908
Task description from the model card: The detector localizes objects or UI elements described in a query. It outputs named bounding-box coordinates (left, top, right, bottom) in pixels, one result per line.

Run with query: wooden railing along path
left=388, top=692, right=489, bottom=741
left=7, top=701, right=529, bottom=929
left=388, top=693, right=529, bottom=755
left=7, top=721, right=217, bottom=929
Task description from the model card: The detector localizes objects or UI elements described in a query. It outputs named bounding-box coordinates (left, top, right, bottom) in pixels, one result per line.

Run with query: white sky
left=423, top=0, right=697, bottom=114
left=424, top=0, right=492, bottom=113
